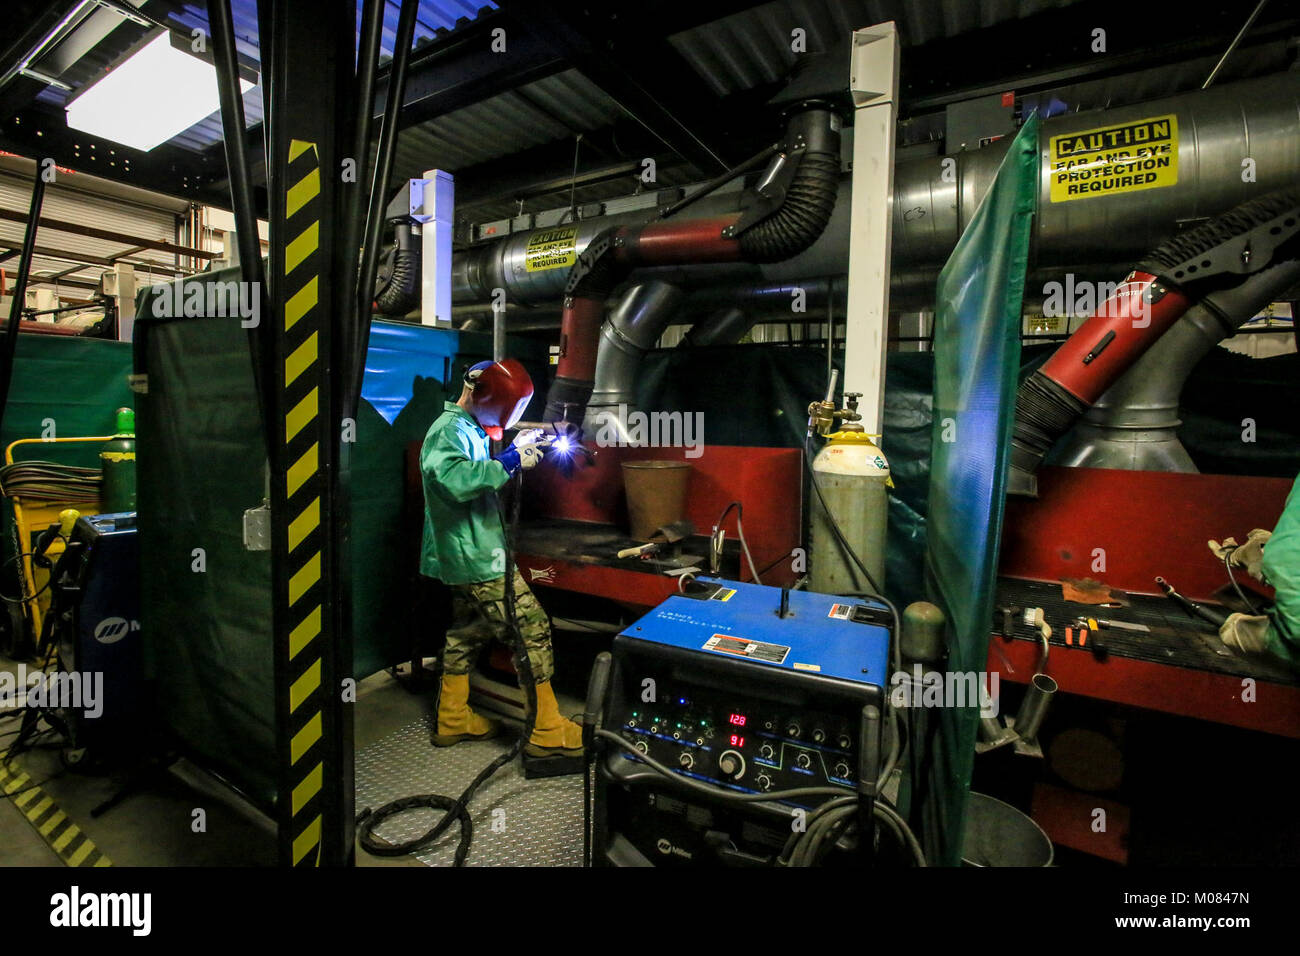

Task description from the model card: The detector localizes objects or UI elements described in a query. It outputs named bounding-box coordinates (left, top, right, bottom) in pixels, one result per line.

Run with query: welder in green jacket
left=420, top=358, right=583, bottom=769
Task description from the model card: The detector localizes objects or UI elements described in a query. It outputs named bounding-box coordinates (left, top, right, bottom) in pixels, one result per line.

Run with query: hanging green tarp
left=919, top=114, right=1040, bottom=865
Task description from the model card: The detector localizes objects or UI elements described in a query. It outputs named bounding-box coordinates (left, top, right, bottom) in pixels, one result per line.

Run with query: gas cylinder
left=100, top=407, right=136, bottom=513
left=809, top=428, right=890, bottom=594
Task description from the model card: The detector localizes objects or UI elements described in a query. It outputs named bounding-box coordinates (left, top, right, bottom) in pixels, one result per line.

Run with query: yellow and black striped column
left=277, top=138, right=327, bottom=867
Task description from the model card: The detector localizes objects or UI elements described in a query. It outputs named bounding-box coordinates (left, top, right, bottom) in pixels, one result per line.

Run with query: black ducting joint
left=738, top=108, right=840, bottom=264
left=375, top=221, right=420, bottom=316
left=1137, top=189, right=1300, bottom=285
left=544, top=375, right=594, bottom=423
left=1009, top=370, right=1088, bottom=495
left=565, top=228, right=626, bottom=300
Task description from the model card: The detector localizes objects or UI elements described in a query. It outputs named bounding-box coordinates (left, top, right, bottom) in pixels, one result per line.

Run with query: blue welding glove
left=495, top=429, right=547, bottom=475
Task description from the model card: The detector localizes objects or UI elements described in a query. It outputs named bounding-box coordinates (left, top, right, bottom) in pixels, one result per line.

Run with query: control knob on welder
left=759, top=744, right=775, bottom=760
left=718, top=750, right=745, bottom=780
left=796, top=753, right=812, bottom=769
left=635, top=740, right=649, bottom=755
left=679, top=751, right=694, bottom=770
left=756, top=774, right=773, bottom=792
left=834, top=762, right=852, bottom=780
left=786, top=722, right=801, bottom=739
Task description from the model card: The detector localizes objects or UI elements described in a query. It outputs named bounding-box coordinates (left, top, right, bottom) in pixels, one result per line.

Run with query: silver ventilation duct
left=454, top=73, right=1300, bottom=310
left=586, top=280, right=685, bottom=440
left=1053, top=256, right=1300, bottom=472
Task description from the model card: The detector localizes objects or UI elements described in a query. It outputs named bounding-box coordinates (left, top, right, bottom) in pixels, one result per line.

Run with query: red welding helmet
left=464, top=358, right=533, bottom=441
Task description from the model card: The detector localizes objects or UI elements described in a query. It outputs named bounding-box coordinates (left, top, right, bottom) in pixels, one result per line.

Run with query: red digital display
left=730, top=735, right=745, bottom=747
left=728, top=714, right=746, bottom=726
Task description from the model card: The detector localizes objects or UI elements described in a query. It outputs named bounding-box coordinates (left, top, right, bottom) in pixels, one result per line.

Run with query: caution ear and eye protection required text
left=524, top=225, right=579, bottom=272
left=1048, top=114, right=1177, bottom=203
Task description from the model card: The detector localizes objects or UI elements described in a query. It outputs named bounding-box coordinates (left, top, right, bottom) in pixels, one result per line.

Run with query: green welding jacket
left=420, top=401, right=511, bottom=585
left=1262, top=472, right=1300, bottom=668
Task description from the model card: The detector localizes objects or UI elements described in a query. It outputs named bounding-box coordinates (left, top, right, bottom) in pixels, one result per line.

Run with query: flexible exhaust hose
left=544, top=107, right=841, bottom=423
left=375, top=222, right=421, bottom=316
left=737, top=109, right=841, bottom=263
left=1009, top=189, right=1300, bottom=495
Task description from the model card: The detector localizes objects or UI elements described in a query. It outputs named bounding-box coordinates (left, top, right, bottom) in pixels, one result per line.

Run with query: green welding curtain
left=919, top=114, right=1040, bottom=865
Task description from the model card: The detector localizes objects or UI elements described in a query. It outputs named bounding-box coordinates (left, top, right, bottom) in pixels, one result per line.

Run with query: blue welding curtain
left=918, top=114, right=1040, bottom=865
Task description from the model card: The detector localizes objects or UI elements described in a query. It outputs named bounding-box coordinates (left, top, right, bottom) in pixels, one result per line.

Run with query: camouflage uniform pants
left=444, top=570, right=555, bottom=683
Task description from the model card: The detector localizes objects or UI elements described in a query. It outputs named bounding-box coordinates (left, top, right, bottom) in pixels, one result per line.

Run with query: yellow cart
left=2, top=436, right=109, bottom=656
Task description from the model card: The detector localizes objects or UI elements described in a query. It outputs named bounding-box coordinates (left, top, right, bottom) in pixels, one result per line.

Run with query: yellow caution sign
left=1048, top=114, right=1177, bottom=203
left=524, top=225, right=579, bottom=272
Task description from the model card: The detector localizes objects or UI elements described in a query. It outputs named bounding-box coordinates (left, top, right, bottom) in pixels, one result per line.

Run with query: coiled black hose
left=738, top=108, right=840, bottom=263
left=375, top=222, right=421, bottom=316
left=739, top=152, right=840, bottom=263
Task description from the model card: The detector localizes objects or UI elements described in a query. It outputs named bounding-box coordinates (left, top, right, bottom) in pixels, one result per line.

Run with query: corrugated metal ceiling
left=668, top=0, right=1087, bottom=97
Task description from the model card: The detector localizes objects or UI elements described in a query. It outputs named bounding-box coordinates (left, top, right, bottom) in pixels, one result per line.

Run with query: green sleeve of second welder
left=1262, top=473, right=1300, bottom=667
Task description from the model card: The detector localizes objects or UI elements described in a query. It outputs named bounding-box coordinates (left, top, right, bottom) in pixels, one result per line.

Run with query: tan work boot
left=524, top=680, right=583, bottom=758
left=432, top=673, right=499, bottom=747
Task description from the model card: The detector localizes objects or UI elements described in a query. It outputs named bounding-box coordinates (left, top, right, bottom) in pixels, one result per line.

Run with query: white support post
left=844, top=22, right=899, bottom=434
left=417, top=169, right=455, bottom=327
left=108, top=262, right=136, bottom=342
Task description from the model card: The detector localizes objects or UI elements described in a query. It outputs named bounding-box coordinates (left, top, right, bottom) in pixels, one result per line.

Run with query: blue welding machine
left=590, top=577, right=893, bottom=866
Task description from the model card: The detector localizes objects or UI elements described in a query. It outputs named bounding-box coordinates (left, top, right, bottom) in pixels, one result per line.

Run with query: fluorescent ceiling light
left=66, top=32, right=254, bottom=152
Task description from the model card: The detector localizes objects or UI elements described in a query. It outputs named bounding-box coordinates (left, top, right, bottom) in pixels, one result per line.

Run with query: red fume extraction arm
left=544, top=106, right=842, bottom=424
left=1009, top=189, right=1300, bottom=496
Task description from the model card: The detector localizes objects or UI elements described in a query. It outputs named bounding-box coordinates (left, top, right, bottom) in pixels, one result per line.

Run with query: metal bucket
left=622, top=460, right=691, bottom=540
left=961, top=792, right=1054, bottom=867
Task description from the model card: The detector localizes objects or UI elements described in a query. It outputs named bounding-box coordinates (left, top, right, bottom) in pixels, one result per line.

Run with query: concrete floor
left=0, top=655, right=583, bottom=867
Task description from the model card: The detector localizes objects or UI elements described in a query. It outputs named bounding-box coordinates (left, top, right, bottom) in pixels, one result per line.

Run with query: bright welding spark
left=555, top=436, right=573, bottom=454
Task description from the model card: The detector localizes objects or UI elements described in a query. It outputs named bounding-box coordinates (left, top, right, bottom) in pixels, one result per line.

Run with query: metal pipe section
left=353, top=0, right=418, bottom=405
left=0, top=173, right=45, bottom=435
left=586, top=281, right=684, bottom=438
left=544, top=107, right=842, bottom=423
left=1010, top=188, right=1299, bottom=495
left=454, top=73, right=1300, bottom=309
left=1054, top=256, right=1300, bottom=471
left=1013, top=673, right=1058, bottom=743
left=208, top=0, right=272, bottom=456
left=337, top=0, right=386, bottom=399
left=894, top=72, right=1300, bottom=271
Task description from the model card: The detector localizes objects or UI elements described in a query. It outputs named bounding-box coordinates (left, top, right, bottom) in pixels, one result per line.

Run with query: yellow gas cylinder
left=809, top=427, right=890, bottom=594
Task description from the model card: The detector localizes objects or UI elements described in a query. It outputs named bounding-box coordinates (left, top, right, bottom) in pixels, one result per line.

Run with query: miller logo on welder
left=590, top=578, right=892, bottom=867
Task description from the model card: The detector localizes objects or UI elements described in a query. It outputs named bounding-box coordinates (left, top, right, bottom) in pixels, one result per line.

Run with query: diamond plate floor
left=355, top=714, right=583, bottom=867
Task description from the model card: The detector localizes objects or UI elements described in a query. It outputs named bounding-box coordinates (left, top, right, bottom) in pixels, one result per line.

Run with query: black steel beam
left=378, top=9, right=567, bottom=131
left=898, top=0, right=1300, bottom=115
left=494, top=0, right=737, bottom=174
left=0, top=106, right=233, bottom=208
left=450, top=117, right=689, bottom=212
left=0, top=207, right=218, bottom=260
left=261, top=0, right=351, bottom=868
left=200, top=7, right=566, bottom=198
left=0, top=172, right=45, bottom=435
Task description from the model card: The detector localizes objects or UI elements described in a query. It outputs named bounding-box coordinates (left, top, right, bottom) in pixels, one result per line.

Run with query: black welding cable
left=356, top=471, right=539, bottom=865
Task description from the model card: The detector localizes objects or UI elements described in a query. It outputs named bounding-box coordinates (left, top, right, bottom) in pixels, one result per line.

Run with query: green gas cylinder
left=101, top=406, right=136, bottom=513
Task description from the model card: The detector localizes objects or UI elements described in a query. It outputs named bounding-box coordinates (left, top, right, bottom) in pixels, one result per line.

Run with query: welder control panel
left=614, top=676, right=864, bottom=796
left=606, top=578, right=891, bottom=801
